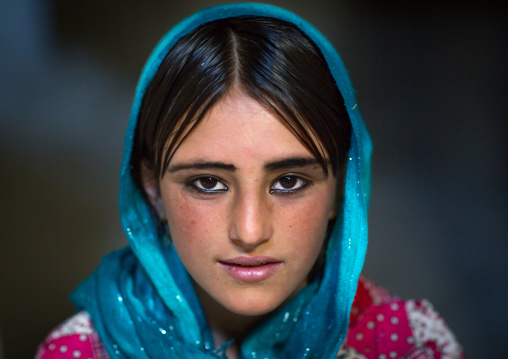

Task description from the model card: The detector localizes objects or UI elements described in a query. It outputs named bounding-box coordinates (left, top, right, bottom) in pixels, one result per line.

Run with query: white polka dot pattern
left=406, top=300, right=463, bottom=358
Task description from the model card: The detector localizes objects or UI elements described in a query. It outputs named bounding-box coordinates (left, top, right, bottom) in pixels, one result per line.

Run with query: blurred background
left=0, top=0, right=505, bottom=358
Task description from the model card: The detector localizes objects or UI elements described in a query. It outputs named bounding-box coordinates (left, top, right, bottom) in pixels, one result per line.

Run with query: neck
left=194, top=284, right=269, bottom=359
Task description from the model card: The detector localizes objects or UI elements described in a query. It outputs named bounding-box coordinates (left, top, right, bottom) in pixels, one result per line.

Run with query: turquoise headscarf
left=71, top=3, right=372, bottom=358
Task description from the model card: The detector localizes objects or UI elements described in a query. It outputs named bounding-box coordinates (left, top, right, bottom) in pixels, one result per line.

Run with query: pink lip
left=218, top=256, right=282, bottom=282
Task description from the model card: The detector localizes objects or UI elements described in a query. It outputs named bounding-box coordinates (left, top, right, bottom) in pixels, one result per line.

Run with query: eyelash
left=185, top=175, right=311, bottom=195
left=270, top=175, right=311, bottom=194
left=185, top=176, right=228, bottom=194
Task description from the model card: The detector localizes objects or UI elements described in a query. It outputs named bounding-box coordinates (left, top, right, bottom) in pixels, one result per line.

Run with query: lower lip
left=218, top=262, right=283, bottom=282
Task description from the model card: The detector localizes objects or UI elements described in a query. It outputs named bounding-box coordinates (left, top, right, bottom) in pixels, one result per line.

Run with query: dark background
left=1, top=1, right=506, bottom=358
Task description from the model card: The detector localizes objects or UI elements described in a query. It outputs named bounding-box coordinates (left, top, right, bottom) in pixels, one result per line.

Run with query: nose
left=229, top=189, right=272, bottom=251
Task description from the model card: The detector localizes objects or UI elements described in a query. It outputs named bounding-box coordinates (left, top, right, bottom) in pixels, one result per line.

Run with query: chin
left=224, top=302, right=277, bottom=317
left=216, top=289, right=292, bottom=317
left=194, top=277, right=307, bottom=320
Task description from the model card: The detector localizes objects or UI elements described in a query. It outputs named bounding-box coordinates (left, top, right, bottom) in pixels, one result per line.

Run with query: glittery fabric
left=70, top=3, right=372, bottom=358
left=37, top=278, right=465, bottom=358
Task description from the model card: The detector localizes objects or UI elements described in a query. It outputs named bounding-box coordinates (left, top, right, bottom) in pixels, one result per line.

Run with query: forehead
left=170, top=92, right=317, bottom=164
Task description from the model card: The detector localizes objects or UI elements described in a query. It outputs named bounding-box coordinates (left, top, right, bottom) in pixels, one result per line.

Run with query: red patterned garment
left=336, top=277, right=464, bottom=359
left=36, top=277, right=463, bottom=359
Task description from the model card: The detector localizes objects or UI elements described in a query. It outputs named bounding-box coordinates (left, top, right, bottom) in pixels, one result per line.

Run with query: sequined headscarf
left=71, top=3, right=372, bottom=358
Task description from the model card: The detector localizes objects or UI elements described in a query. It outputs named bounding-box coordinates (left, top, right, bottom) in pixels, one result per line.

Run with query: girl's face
left=145, top=91, right=337, bottom=316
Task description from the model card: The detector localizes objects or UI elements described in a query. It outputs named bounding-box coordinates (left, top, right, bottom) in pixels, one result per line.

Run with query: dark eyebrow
left=167, top=161, right=236, bottom=173
left=264, top=157, right=323, bottom=172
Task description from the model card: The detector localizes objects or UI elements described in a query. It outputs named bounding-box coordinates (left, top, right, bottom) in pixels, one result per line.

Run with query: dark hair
left=132, top=16, right=351, bottom=186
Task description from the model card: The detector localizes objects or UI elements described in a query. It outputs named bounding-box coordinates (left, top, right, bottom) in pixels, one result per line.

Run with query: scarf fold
left=72, top=3, right=372, bottom=358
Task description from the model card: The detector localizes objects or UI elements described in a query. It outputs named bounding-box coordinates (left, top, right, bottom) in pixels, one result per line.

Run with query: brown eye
left=199, top=177, right=218, bottom=189
left=189, top=176, right=228, bottom=193
left=271, top=175, right=309, bottom=193
left=279, top=176, right=297, bottom=189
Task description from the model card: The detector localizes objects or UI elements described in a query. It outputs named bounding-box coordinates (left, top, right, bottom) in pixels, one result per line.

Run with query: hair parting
left=132, top=16, right=351, bottom=192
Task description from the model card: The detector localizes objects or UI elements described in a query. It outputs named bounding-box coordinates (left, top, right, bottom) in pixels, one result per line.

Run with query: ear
left=140, top=161, right=166, bottom=219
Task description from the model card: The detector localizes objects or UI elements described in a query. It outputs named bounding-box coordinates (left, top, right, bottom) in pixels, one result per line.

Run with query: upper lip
left=219, top=256, right=280, bottom=267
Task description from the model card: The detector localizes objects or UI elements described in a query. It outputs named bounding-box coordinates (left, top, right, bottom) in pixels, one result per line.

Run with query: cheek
left=276, top=194, right=333, bottom=252
left=161, top=191, right=225, bottom=250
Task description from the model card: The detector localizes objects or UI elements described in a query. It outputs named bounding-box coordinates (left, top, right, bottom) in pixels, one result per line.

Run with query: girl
left=37, top=4, right=463, bottom=359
